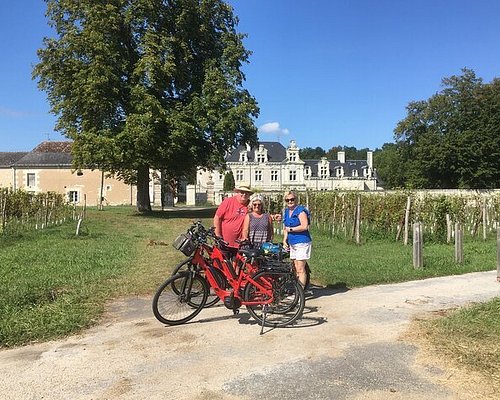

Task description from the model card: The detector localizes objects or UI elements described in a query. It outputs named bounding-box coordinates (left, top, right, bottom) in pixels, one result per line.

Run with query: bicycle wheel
left=172, top=258, right=220, bottom=307
left=152, top=272, right=208, bottom=325
left=244, top=271, right=305, bottom=327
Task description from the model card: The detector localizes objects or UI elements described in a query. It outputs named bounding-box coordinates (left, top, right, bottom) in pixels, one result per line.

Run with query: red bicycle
left=152, top=222, right=305, bottom=331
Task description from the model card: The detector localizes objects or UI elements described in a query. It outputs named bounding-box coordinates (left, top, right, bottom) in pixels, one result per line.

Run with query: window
left=239, top=152, right=247, bottom=162
left=304, top=167, right=311, bottom=178
left=256, top=154, right=265, bottom=163
left=289, top=170, right=297, bottom=181
left=27, top=173, right=35, bottom=187
left=352, top=169, right=358, bottom=177
left=271, top=170, right=279, bottom=181
left=236, top=170, right=243, bottom=181
left=320, top=166, right=328, bottom=179
left=255, top=170, right=262, bottom=181
left=68, top=191, right=80, bottom=203
left=336, top=167, right=343, bottom=178
left=288, top=153, right=297, bottom=162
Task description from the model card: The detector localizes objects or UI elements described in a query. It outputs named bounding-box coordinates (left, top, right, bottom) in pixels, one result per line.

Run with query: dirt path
left=1, top=271, right=499, bottom=400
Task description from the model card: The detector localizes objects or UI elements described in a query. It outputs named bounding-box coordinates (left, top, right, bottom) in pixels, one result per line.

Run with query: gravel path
left=1, top=270, right=499, bottom=400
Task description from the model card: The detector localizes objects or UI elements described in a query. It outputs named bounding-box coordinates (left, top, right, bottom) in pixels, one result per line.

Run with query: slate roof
left=226, top=141, right=287, bottom=162
left=11, top=141, right=74, bottom=167
left=0, top=152, right=29, bottom=167
left=227, top=142, right=370, bottom=178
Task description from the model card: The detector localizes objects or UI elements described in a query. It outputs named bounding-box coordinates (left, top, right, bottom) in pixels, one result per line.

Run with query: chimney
left=337, top=151, right=345, bottom=163
left=367, top=151, right=373, bottom=169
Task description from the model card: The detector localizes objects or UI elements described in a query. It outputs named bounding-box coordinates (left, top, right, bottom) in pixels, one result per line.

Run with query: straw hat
left=233, top=184, right=253, bottom=194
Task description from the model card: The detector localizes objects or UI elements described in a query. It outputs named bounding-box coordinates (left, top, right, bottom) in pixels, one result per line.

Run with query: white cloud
left=258, top=122, right=289, bottom=136
left=0, top=106, right=31, bottom=118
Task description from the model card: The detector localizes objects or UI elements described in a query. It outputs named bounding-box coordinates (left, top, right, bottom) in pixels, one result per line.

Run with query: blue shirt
left=283, top=205, right=311, bottom=245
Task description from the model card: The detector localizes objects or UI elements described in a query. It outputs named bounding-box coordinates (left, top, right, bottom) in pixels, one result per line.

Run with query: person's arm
left=267, top=214, right=274, bottom=242
left=241, top=214, right=250, bottom=241
left=282, top=222, right=289, bottom=248
left=213, top=213, right=223, bottom=238
left=284, top=211, right=309, bottom=233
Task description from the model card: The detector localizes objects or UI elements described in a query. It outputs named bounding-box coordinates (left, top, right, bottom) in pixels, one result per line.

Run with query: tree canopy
left=393, top=68, right=500, bottom=189
left=34, top=0, right=259, bottom=211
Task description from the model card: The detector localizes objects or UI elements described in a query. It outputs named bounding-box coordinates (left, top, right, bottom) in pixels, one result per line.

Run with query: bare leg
left=293, top=259, right=307, bottom=287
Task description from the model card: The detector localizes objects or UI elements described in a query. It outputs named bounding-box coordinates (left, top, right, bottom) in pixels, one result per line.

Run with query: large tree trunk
left=136, top=165, right=152, bottom=212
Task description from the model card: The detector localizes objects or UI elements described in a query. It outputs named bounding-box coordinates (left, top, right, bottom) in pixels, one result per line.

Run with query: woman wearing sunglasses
left=242, top=194, right=273, bottom=249
left=282, top=190, right=311, bottom=289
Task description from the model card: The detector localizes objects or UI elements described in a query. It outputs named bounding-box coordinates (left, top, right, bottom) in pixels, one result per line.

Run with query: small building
left=0, top=141, right=138, bottom=206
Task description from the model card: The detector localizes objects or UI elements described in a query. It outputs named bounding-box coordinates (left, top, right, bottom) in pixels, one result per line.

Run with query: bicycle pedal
left=233, top=309, right=240, bottom=315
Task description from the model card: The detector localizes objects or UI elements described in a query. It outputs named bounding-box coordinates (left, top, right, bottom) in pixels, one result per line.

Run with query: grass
left=413, top=298, right=500, bottom=388
left=1, top=205, right=498, bottom=387
left=310, top=231, right=497, bottom=288
left=0, top=206, right=215, bottom=347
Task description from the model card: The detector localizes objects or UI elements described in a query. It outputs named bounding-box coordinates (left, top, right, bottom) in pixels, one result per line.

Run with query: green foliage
left=299, top=146, right=326, bottom=159
left=306, top=190, right=500, bottom=243
left=394, top=69, right=500, bottom=189
left=34, top=0, right=259, bottom=211
left=223, top=170, right=235, bottom=191
left=0, top=188, right=74, bottom=236
left=373, top=142, right=407, bottom=189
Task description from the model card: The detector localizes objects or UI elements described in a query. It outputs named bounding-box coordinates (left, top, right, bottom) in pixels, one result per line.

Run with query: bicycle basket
left=172, top=233, right=197, bottom=256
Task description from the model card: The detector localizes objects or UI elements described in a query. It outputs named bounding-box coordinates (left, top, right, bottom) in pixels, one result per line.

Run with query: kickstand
left=260, top=304, right=268, bottom=335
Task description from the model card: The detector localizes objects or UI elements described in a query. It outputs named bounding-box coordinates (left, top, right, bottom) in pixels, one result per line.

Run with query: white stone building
left=193, top=140, right=379, bottom=205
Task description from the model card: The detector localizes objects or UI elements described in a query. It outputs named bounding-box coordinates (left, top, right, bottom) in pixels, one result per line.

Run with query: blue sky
left=1, top=1, right=500, bottom=152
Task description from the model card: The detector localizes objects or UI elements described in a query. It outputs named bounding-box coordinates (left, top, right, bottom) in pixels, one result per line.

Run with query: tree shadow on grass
left=135, top=207, right=217, bottom=220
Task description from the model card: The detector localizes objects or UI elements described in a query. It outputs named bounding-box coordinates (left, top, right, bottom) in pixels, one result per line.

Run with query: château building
left=194, top=140, right=379, bottom=205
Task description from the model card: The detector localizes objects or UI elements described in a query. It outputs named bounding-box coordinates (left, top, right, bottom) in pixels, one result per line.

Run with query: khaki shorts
left=290, top=242, right=312, bottom=261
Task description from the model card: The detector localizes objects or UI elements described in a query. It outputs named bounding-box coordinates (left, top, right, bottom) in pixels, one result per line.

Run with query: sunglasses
left=252, top=203, right=262, bottom=207
left=285, top=198, right=296, bottom=202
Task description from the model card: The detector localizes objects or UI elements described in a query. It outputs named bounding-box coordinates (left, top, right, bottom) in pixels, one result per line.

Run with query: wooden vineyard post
left=331, top=196, right=337, bottom=237
left=413, top=222, right=423, bottom=269
left=482, top=198, right=487, bottom=241
left=497, top=227, right=500, bottom=282
left=355, top=195, right=361, bottom=244
left=446, top=213, right=452, bottom=243
left=455, top=223, right=464, bottom=264
left=404, top=196, right=411, bottom=245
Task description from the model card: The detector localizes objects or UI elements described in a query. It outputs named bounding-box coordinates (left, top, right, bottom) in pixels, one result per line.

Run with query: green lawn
left=310, top=232, right=496, bottom=288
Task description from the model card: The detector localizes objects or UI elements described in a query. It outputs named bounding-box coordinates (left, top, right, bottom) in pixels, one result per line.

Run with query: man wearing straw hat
left=213, top=183, right=253, bottom=249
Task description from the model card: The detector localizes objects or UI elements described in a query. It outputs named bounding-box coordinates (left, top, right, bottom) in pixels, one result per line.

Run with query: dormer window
left=239, top=151, right=247, bottom=162
left=254, top=144, right=268, bottom=163
left=352, top=170, right=358, bottom=177
left=320, top=166, right=329, bottom=179
left=287, top=140, right=299, bottom=162
left=304, top=166, right=311, bottom=178
left=336, top=166, right=344, bottom=178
